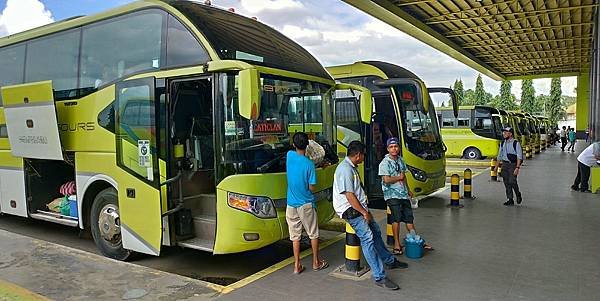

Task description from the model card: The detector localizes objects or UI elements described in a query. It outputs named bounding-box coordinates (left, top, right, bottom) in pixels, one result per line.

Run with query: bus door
left=115, top=77, right=163, bottom=255
left=166, top=77, right=216, bottom=251
left=367, top=92, right=401, bottom=208
left=1, top=80, right=63, bottom=217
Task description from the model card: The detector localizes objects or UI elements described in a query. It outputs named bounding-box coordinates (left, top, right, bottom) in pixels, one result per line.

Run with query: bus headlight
left=227, top=192, right=277, bottom=218
left=407, top=165, right=428, bottom=182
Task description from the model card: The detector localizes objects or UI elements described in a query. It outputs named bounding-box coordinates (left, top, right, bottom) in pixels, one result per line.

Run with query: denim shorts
left=387, top=198, right=414, bottom=224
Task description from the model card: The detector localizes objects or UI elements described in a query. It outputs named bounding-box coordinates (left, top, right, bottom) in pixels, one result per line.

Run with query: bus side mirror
left=335, top=83, right=372, bottom=124
left=238, top=68, right=261, bottom=120
left=428, top=87, right=458, bottom=118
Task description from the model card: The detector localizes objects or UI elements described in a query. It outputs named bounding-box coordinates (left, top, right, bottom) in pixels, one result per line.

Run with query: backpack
left=501, top=140, right=522, bottom=162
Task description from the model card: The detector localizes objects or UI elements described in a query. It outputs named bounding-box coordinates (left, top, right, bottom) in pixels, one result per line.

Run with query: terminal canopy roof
left=344, top=0, right=597, bottom=80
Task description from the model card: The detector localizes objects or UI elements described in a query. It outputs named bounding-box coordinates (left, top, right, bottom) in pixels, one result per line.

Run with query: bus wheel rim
left=98, top=204, right=121, bottom=243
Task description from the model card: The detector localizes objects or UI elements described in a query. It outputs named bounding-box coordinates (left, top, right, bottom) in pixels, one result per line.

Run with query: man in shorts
left=379, top=137, right=432, bottom=255
left=286, top=132, right=328, bottom=274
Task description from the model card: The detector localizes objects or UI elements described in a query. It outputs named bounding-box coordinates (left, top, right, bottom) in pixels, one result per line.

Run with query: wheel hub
left=98, top=204, right=120, bottom=242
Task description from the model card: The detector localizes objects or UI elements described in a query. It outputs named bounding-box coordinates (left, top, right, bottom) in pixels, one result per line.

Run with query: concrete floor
left=218, top=143, right=600, bottom=301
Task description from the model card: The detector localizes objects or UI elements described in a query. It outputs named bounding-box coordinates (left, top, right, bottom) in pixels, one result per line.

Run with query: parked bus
left=511, top=112, right=530, bottom=152
left=327, top=61, right=457, bottom=207
left=436, top=105, right=503, bottom=159
left=0, top=0, right=370, bottom=260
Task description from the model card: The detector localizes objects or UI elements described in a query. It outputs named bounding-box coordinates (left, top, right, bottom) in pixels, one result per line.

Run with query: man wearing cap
left=378, top=137, right=433, bottom=255
left=496, top=126, right=523, bottom=206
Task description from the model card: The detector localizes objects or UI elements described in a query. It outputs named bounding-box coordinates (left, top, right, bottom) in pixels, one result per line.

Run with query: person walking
left=378, top=137, right=432, bottom=255
left=285, top=132, right=328, bottom=274
left=571, top=142, right=600, bottom=193
left=495, top=126, right=523, bottom=206
left=333, top=140, right=407, bottom=290
left=567, top=128, right=577, bottom=152
left=560, top=126, right=568, bottom=151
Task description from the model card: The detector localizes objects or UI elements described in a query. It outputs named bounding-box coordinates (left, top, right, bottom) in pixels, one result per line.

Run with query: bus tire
left=90, top=187, right=131, bottom=261
left=463, top=147, right=482, bottom=160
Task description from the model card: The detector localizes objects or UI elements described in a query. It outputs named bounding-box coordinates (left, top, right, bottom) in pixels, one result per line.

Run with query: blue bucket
left=69, top=200, right=78, bottom=218
left=404, top=238, right=424, bottom=259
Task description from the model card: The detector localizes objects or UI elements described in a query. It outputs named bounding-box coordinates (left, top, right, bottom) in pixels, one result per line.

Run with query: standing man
left=333, top=141, right=407, bottom=290
left=286, top=132, right=328, bottom=274
left=567, top=128, right=577, bottom=152
left=496, top=126, right=523, bottom=206
left=560, top=126, right=568, bottom=151
left=378, top=137, right=432, bottom=255
left=571, top=142, right=600, bottom=192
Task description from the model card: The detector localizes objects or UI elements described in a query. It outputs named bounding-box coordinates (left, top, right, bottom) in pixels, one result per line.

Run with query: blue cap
left=386, top=137, right=400, bottom=146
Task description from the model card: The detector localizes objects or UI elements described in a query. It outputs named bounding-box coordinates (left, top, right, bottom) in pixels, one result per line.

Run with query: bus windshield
left=216, top=74, right=335, bottom=181
left=394, top=84, right=443, bottom=159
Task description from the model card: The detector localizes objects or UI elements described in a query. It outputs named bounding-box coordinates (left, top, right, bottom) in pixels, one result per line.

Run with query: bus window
left=441, top=110, right=455, bottom=127
left=166, top=14, right=209, bottom=67
left=80, top=10, right=165, bottom=94
left=25, top=29, right=80, bottom=100
left=335, top=90, right=362, bottom=147
left=0, top=44, right=25, bottom=105
left=457, top=110, right=470, bottom=127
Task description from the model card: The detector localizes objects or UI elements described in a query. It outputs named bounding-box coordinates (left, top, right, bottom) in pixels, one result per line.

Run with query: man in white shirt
left=560, top=126, right=568, bottom=151
left=571, top=142, right=600, bottom=192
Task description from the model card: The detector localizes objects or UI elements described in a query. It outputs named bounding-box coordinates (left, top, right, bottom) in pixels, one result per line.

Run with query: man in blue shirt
left=495, top=126, right=523, bottom=206
left=286, top=132, right=328, bottom=274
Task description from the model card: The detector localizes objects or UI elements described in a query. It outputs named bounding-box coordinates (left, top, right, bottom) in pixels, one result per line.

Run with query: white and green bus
left=0, top=0, right=369, bottom=260
left=437, top=105, right=503, bottom=159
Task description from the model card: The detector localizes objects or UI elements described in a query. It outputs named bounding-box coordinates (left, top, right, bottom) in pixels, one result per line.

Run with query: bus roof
left=0, top=0, right=330, bottom=79
left=327, top=61, right=420, bottom=81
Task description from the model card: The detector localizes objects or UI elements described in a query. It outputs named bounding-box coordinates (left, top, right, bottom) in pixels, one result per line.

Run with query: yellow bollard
left=345, top=223, right=362, bottom=273
left=463, top=168, right=473, bottom=199
left=497, top=163, right=503, bottom=180
left=449, top=174, right=462, bottom=207
left=490, top=158, right=497, bottom=181
left=525, top=145, right=532, bottom=159
left=386, top=206, right=394, bottom=246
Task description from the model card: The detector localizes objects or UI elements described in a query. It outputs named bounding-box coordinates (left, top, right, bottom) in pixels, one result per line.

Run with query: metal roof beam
left=426, top=4, right=599, bottom=25
left=446, top=23, right=593, bottom=38
left=424, top=0, right=521, bottom=23
left=462, top=36, right=593, bottom=48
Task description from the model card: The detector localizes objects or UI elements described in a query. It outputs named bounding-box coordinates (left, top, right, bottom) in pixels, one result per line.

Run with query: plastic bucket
left=404, top=238, right=424, bottom=259
left=69, top=200, right=78, bottom=218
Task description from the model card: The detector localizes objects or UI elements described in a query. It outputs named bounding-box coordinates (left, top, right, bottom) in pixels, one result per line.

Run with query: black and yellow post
left=386, top=206, right=394, bottom=246
left=490, top=158, right=498, bottom=181
left=333, top=223, right=369, bottom=278
left=463, top=168, right=474, bottom=199
left=448, top=174, right=463, bottom=208
left=497, top=163, right=503, bottom=180
left=525, top=145, right=532, bottom=159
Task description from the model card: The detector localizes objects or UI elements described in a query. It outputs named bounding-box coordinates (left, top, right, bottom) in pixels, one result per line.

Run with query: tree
left=497, top=80, right=518, bottom=110
left=520, top=79, right=536, bottom=113
left=548, top=78, right=563, bottom=124
left=453, top=79, right=464, bottom=106
left=474, top=74, right=486, bottom=105
left=535, top=94, right=550, bottom=116
left=463, top=89, right=475, bottom=105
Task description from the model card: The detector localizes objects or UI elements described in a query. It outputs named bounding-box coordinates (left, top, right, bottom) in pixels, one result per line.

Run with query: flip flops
left=392, top=248, right=403, bottom=255
left=293, top=265, right=305, bottom=275
left=313, top=260, right=329, bottom=271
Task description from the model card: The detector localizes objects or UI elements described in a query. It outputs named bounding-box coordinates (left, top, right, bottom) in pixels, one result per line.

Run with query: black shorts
left=387, top=198, right=414, bottom=224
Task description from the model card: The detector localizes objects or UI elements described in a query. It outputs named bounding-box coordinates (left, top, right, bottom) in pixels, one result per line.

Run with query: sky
left=0, top=0, right=578, bottom=105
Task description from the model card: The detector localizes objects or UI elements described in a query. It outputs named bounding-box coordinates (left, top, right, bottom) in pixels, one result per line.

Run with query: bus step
left=177, top=215, right=215, bottom=252
left=177, top=237, right=214, bottom=252
left=30, top=211, right=78, bottom=227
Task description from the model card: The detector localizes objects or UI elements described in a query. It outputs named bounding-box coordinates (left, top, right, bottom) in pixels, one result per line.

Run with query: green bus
left=328, top=61, right=457, bottom=206
left=0, top=0, right=368, bottom=259
left=437, top=105, right=503, bottom=159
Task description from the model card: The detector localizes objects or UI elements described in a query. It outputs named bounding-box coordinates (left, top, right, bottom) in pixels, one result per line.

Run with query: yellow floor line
left=0, top=279, right=52, bottom=301
left=219, top=232, right=346, bottom=294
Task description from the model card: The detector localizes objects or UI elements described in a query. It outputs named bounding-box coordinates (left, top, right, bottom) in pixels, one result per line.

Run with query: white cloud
left=0, top=0, right=53, bottom=37
left=239, top=0, right=302, bottom=13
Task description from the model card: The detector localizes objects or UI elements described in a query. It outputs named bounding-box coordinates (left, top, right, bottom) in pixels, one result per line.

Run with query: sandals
left=293, top=265, right=305, bottom=275
left=424, top=244, right=434, bottom=251
left=313, top=260, right=329, bottom=271
left=392, top=248, right=404, bottom=255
